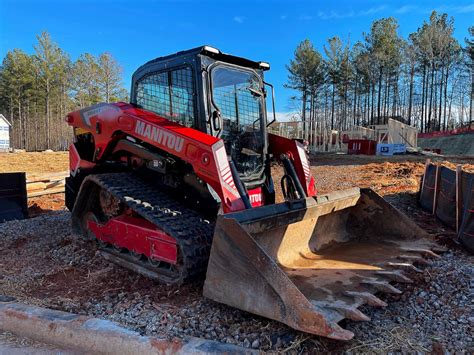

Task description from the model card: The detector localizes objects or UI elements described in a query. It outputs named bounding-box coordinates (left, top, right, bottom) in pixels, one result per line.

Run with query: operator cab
left=130, top=46, right=274, bottom=187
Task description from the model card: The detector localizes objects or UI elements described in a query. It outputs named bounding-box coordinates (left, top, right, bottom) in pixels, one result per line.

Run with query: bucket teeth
left=398, top=254, right=431, bottom=265
left=325, top=304, right=371, bottom=322
left=344, top=291, right=387, bottom=307
left=386, top=262, right=423, bottom=273
left=375, top=270, right=413, bottom=283
left=400, top=247, right=441, bottom=259
left=362, top=279, right=402, bottom=294
left=431, top=245, right=448, bottom=253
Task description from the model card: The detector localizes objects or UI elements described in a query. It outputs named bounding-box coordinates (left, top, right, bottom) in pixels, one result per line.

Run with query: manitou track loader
left=65, top=46, right=443, bottom=340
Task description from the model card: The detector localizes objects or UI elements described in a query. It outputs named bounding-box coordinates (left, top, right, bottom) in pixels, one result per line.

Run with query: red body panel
left=67, top=102, right=245, bottom=213
left=88, top=215, right=178, bottom=264
left=69, top=143, right=95, bottom=176
left=268, top=133, right=316, bottom=197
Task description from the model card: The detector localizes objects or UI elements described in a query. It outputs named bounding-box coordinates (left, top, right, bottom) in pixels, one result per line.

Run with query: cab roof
left=141, top=46, right=270, bottom=71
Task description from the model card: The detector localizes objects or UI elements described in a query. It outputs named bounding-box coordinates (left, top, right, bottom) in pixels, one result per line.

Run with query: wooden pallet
left=26, top=171, right=68, bottom=197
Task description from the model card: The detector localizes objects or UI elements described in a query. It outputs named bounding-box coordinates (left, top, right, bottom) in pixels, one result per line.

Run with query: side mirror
left=212, top=110, right=222, bottom=132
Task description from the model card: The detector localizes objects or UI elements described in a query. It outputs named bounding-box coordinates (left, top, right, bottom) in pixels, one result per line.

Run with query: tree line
left=0, top=32, right=127, bottom=151
left=286, top=11, right=474, bottom=138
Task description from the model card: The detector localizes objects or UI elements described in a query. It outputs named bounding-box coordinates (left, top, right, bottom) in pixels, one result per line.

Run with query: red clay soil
left=0, top=152, right=68, bottom=174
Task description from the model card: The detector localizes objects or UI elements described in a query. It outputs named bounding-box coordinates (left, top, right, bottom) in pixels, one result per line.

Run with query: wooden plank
left=398, top=132, right=414, bottom=147
left=27, top=175, right=68, bottom=184
left=432, top=164, right=441, bottom=215
left=26, top=171, right=69, bottom=183
left=456, top=165, right=462, bottom=233
left=28, top=186, right=64, bottom=198
left=45, top=180, right=65, bottom=189
left=420, top=159, right=431, bottom=203
left=378, top=131, right=389, bottom=143
left=26, top=182, right=47, bottom=192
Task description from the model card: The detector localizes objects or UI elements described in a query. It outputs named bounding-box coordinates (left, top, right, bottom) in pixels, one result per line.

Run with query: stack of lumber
left=26, top=171, right=68, bottom=197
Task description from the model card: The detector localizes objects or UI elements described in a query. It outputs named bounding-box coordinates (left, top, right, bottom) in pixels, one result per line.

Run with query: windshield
left=211, top=65, right=265, bottom=178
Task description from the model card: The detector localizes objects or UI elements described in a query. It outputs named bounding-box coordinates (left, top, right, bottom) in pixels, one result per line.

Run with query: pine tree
left=98, top=52, right=124, bottom=103
left=34, top=31, right=70, bottom=149
left=466, top=26, right=474, bottom=123
left=285, top=39, right=322, bottom=138
left=72, top=53, right=101, bottom=107
left=0, top=31, right=127, bottom=151
left=365, top=17, right=402, bottom=123
left=324, top=36, right=344, bottom=130
left=0, top=49, right=35, bottom=148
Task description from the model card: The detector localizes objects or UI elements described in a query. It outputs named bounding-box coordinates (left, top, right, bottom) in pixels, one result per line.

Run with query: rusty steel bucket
left=203, top=188, right=444, bottom=340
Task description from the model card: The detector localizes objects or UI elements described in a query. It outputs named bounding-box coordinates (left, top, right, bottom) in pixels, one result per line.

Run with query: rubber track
left=87, top=173, right=214, bottom=284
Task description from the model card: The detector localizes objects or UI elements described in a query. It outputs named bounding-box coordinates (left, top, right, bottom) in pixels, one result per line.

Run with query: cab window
left=136, top=67, right=195, bottom=127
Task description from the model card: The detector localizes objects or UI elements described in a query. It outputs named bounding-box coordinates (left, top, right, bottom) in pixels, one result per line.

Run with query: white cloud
left=359, top=5, right=387, bottom=15
left=426, top=4, right=474, bottom=16
left=233, top=16, right=244, bottom=24
left=317, top=11, right=345, bottom=20
left=315, top=5, right=386, bottom=20
left=402, top=4, right=474, bottom=15
left=395, top=5, right=417, bottom=14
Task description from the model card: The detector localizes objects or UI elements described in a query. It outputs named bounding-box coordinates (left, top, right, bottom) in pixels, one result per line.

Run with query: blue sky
left=1, top=0, right=473, bottom=115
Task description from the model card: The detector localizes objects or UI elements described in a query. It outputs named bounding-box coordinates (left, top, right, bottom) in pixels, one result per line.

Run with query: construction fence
left=419, top=160, right=474, bottom=252
left=267, top=121, right=351, bottom=153
left=269, top=118, right=418, bottom=153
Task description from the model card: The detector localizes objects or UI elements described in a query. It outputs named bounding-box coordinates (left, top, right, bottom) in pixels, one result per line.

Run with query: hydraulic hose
left=229, top=160, right=252, bottom=209
left=281, top=154, right=306, bottom=200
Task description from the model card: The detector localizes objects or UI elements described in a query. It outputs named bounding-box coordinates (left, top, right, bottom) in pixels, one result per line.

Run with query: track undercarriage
left=72, top=173, right=214, bottom=285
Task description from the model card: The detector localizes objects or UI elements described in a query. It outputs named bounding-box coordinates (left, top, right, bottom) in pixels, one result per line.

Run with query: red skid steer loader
left=65, top=46, right=443, bottom=340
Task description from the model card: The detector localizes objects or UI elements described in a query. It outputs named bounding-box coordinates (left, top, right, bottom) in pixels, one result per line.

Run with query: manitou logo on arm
left=135, top=120, right=184, bottom=153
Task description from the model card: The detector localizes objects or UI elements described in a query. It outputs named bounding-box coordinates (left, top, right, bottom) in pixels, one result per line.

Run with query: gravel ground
left=1, top=156, right=473, bottom=353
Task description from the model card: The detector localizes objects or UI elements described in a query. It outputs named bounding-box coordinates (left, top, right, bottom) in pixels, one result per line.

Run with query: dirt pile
left=358, top=161, right=425, bottom=195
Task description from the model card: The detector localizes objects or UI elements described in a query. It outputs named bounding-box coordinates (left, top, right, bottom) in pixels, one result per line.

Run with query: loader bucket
left=203, top=188, right=444, bottom=340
